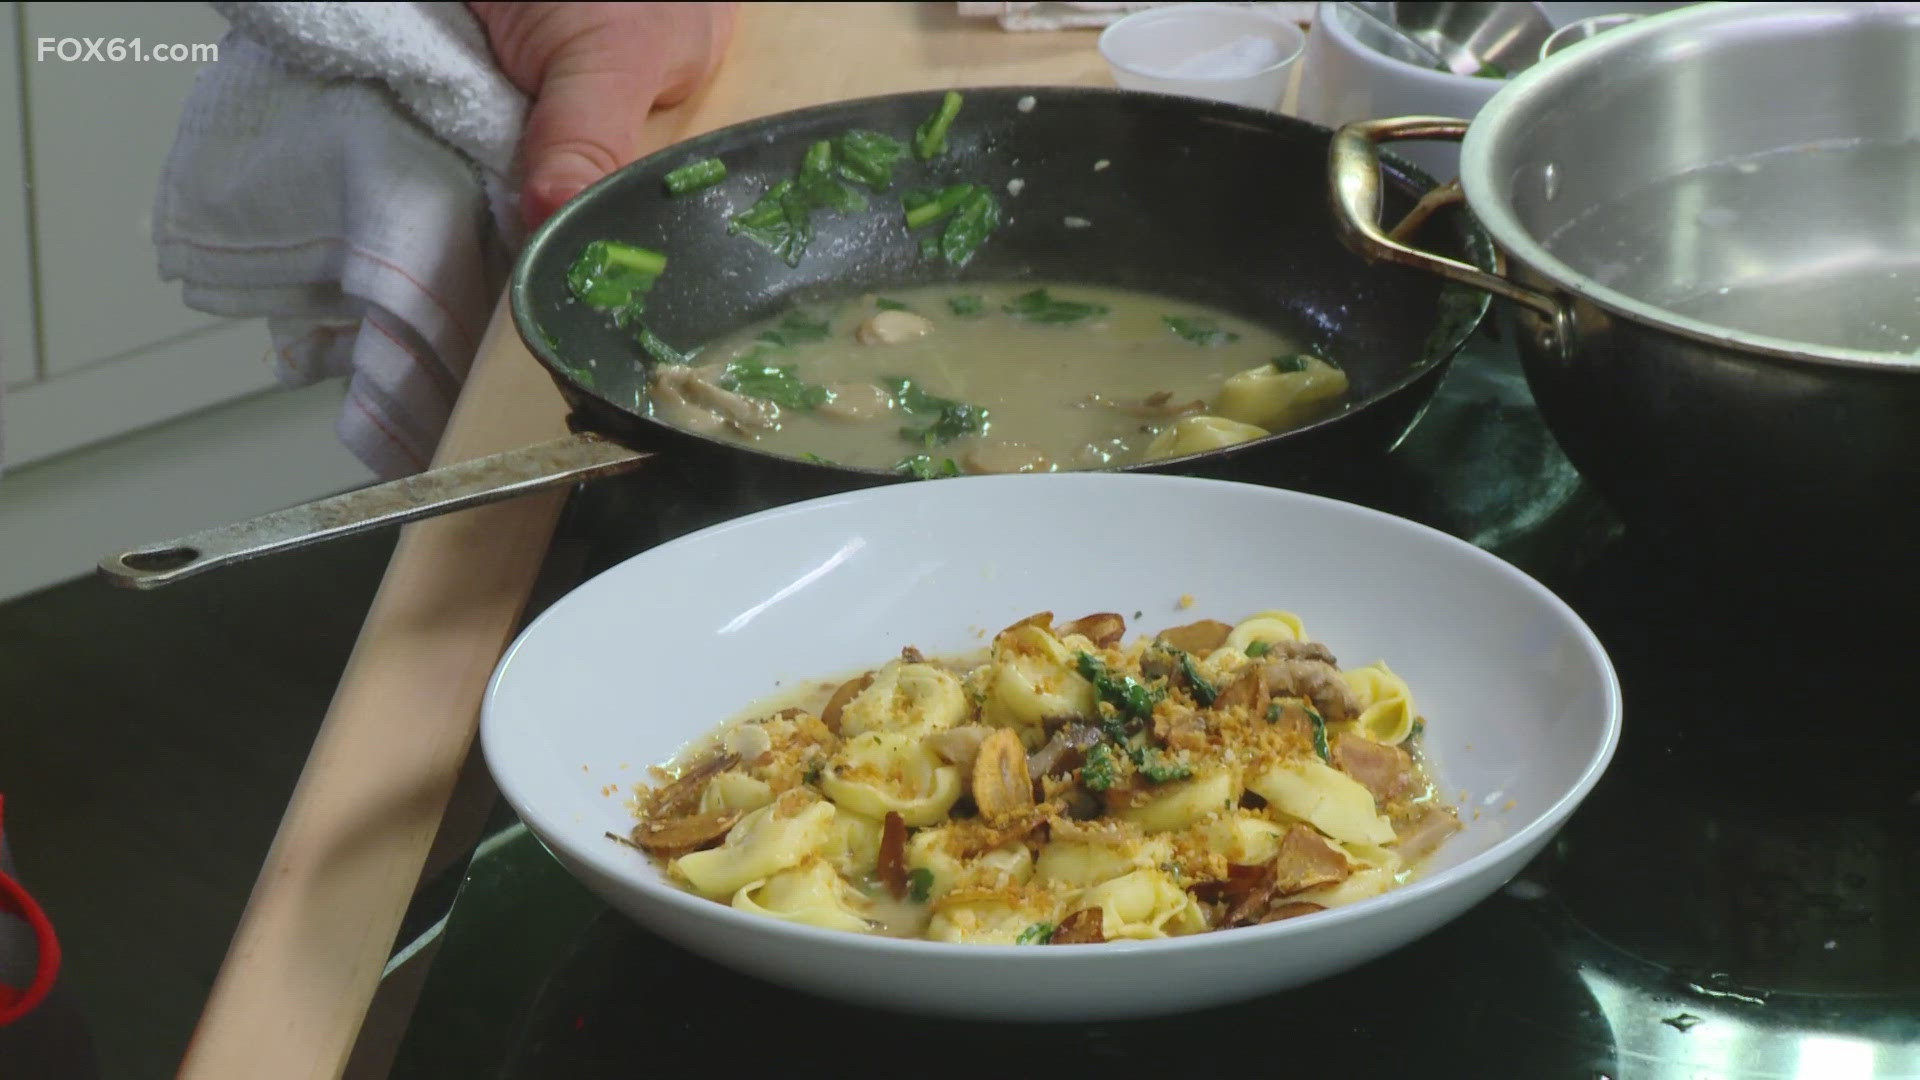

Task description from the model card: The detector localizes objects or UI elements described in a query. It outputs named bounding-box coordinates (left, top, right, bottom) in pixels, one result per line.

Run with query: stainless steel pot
left=1330, top=2, right=1920, bottom=562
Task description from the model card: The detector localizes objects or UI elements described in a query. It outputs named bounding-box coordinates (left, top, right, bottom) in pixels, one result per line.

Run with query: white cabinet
left=0, top=1, right=379, bottom=600
left=5, top=1, right=279, bottom=466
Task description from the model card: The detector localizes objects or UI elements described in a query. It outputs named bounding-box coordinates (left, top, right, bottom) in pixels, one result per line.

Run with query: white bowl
left=1098, top=3, right=1307, bottom=110
left=482, top=474, right=1621, bottom=1021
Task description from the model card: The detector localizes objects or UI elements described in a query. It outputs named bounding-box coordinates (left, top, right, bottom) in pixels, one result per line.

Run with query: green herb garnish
left=729, top=179, right=811, bottom=266
left=907, top=867, right=934, bottom=903
left=1265, top=702, right=1281, bottom=724
left=1015, top=922, right=1056, bottom=945
left=663, top=157, right=726, bottom=195
left=756, top=310, right=832, bottom=348
left=566, top=240, right=666, bottom=319
left=803, top=760, right=824, bottom=784
left=948, top=294, right=984, bottom=317
left=1163, top=315, right=1241, bottom=346
left=1075, top=651, right=1162, bottom=723
left=1271, top=354, right=1311, bottom=373
left=1306, top=703, right=1331, bottom=763
left=885, top=377, right=988, bottom=446
left=895, top=454, right=962, bottom=480
left=914, top=90, right=963, bottom=160
left=1003, top=288, right=1109, bottom=325
left=1177, top=651, right=1218, bottom=706
left=1132, top=748, right=1194, bottom=784
left=903, top=183, right=979, bottom=230
left=1410, top=718, right=1425, bottom=741
left=1081, top=743, right=1117, bottom=792
left=722, top=355, right=832, bottom=411
left=1245, top=640, right=1272, bottom=658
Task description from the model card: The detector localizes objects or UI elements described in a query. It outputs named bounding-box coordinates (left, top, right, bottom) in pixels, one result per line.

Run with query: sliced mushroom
left=1058, top=612, right=1126, bottom=648
left=1155, top=620, right=1234, bottom=657
left=971, top=728, right=1036, bottom=823
left=630, top=809, right=741, bottom=856
left=964, top=441, right=1051, bottom=475
left=820, top=672, right=874, bottom=733
left=646, top=374, right=728, bottom=436
left=926, top=724, right=995, bottom=771
left=652, top=365, right=778, bottom=432
left=855, top=309, right=934, bottom=345
left=1027, top=722, right=1104, bottom=778
left=1260, top=639, right=1341, bottom=666
left=1051, top=907, right=1106, bottom=944
left=647, top=752, right=741, bottom=818
left=1258, top=658, right=1362, bottom=724
left=1211, top=666, right=1268, bottom=714
left=818, top=381, right=891, bottom=422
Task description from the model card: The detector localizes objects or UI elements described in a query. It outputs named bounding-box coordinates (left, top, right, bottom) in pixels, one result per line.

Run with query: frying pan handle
left=1328, top=117, right=1567, bottom=329
left=98, top=432, right=651, bottom=590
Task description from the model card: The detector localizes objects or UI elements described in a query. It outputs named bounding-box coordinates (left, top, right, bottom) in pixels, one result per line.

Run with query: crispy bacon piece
left=1189, top=861, right=1279, bottom=927
left=1155, top=619, right=1233, bottom=657
left=820, top=672, right=873, bottom=733
left=1051, top=907, right=1106, bottom=944
left=1271, top=824, right=1352, bottom=896
left=878, top=811, right=910, bottom=899
left=1331, top=734, right=1417, bottom=803
left=646, top=752, right=741, bottom=818
left=1152, top=710, right=1211, bottom=753
left=630, top=810, right=740, bottom=856
left=972, top=728, right=1036, bottom=824
left=1059, top=612, right=1126, bottom=648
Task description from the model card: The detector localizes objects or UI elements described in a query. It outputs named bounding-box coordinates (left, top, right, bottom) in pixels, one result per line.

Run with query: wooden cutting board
left=178, top=5, right=1108, bottom=1078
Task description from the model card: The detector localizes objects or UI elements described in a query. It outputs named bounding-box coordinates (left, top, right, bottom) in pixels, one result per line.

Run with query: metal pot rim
left=1458, top=1, right=1920, bottom=374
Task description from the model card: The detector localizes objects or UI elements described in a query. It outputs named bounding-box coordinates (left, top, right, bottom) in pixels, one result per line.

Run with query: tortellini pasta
left=1212, top=357, right=1349, bottom=431
left=1248, top=759, right=1396, bottom=846
left=837, top=660, right=970, bottom=738
left=977, top=624, right=1098, bottom=737
left=629, top=604, right=1453, bottom=943
left=1077, top=869, right=1208, bottom=939
left=820, top=731, right=963, bottom=826
left=732, top=860, right=874, bottom=934
left=1343, top=662, right=1417, bottom=745
left=675, top=795, right=836, bottom=900
left=1224, top=609, right=1309, bottom=654
left=1142, top=415, right=1269, bottom=461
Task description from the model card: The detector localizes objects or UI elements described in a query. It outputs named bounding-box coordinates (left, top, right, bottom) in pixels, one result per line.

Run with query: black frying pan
left=100, top=87, right=1491, bottom=589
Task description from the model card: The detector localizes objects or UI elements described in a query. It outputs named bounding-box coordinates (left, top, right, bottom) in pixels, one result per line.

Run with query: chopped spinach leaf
left=1075, top=651, right=1162, bottom=723
left=907, top=867, right=934, bottom=903
left=885, top=376, right=988, bottom=445
left=803, top=760, right=824, bottom=784
left=1003, top=288, right=1109, bottom=325
left=1271, top=354, right=1311, bottom=373
left=874, top=297, right=912, bottom=312
left=940, top=188, right=1000, bottom=266
left=1015, top=922, right=1056, bottom=945
left=913, top=90, right=963, bottom=160
left=1080, top=743, right=1118, bottom=792
left=1265, top=702, right=1281, bottom=724
left=834, top=129, right=912, bottom=189
left=1306, top=703, right=1331, bottom=762
left=722, top=355, right=831, bottom=411
left=1163, top=315, right=1241, bottom=346
left=918, top=233, right=940, bottom=259
left=1244, top=640, right=1272, bottom=658
left=903, top=183, right=979, bottom=230
left=729, top=179, right=810, bottom=265
left=947, top=294, right=985, bottom=317
left=756, top=310, right=832, bottom=348
left=895, top=454, right=962, bottom=480
left=1177, top=651, right=1218, bottom=706
left=566, top=240, right=666, bottom=317
left=663, top=157, right=726, bottom=195
left=1410, top=718, right=1425, bottom=741
left=1132, top=748, right=1193, bottom=784
left=634, top=324, right=689, bottom=367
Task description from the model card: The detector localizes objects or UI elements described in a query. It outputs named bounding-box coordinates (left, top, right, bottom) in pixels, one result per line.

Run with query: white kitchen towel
left=152, top=2, right=526, bottom=479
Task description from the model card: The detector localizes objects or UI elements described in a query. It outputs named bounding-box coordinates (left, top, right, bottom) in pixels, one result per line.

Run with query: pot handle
left=1328, top=116, right=1564, bottom=326
left=98, top=431, right=651, bottom=590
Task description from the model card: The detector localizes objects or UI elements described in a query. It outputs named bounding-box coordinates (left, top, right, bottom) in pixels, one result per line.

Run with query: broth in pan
left=647, top=283, right=1348, bottom=475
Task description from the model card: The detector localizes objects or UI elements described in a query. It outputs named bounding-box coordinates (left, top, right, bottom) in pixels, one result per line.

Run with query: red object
left=0, top=795, right=62, bottom=1027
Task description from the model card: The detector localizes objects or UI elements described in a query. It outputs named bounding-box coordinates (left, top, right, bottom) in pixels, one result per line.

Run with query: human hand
left=471, top=2, right=737, bottom=228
